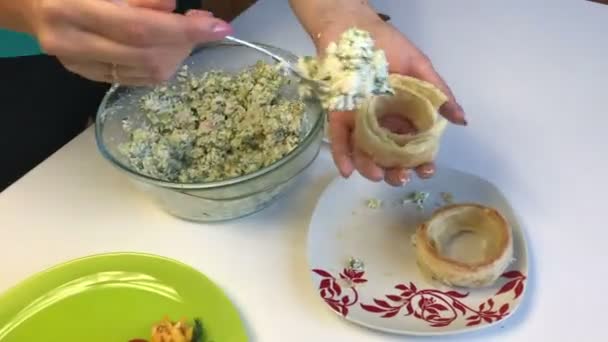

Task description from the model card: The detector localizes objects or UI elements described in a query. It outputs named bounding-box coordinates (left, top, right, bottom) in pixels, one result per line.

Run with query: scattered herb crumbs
left=366, top=198, right=382, bottom=209
left=402, top=191, right=430, bottom=210
left=347, top=257, right=365, bottom=272
left=440, top=192, right=454, bottom=204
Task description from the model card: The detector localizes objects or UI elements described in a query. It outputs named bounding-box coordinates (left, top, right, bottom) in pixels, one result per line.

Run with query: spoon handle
left=223, top=36, right=321, bottom=93
left=225, top=36, right=289, bottom=65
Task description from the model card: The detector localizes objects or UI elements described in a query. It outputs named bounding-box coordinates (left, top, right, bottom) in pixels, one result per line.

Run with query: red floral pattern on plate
left=312, top=268, right=367, bottom=317
left=312, top=268, right=526, bottom=328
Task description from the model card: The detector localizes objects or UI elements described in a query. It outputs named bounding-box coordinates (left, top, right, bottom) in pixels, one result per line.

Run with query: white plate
left=307, top=167, right=529, bottom=336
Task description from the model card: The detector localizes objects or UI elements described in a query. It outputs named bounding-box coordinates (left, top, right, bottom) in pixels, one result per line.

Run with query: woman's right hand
left=30, top=0, right=232, bottom=85
left=317, top=17, right=465, bottom=187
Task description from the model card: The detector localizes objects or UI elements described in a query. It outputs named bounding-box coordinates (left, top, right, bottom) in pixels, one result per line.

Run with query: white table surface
left=2, top=0, right=608, bottom=340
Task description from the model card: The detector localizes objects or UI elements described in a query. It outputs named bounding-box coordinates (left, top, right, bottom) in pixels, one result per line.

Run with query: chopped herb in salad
left=119, top=61, right=305, bottom=183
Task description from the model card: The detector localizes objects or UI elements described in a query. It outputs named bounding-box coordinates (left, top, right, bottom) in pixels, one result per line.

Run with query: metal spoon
left=224, top=36, right=321, bottom=89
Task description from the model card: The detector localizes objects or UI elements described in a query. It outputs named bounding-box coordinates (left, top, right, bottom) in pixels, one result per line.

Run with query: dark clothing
left=0, top=55, right=109, bottom=191
left=176, top=0, right=202, bottom=14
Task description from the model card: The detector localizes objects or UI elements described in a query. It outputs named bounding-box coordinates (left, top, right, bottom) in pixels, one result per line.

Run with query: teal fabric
left=0, top=29, right=42, bottom=57
left=0, top=0, right=199, bottom=58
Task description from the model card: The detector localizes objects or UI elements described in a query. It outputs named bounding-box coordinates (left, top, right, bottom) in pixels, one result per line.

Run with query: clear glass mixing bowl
left=95, top=41, right=325, bottom=222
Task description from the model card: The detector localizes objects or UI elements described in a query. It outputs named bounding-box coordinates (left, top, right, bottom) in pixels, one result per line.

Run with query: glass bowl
left=95, top=41, right=325, bottom=222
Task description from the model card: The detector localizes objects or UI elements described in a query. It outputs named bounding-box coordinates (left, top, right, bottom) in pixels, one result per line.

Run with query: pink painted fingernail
left=212, top=22, right=233, bottom=34
left=400, top=172, right=411, bottom=186
left=420, top=168, right=435, bottom=179
left=458, top=104, right=468, bottom=126
left=341, top=170, right=352, bottom=179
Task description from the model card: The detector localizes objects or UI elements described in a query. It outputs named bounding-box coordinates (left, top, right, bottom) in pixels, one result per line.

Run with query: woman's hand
left=317, top=17, right=466, bottom=186
left=29, top=0, right=232, bottom=85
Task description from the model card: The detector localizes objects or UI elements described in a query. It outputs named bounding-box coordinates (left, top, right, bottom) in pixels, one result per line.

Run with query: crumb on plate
left=402, top=191, right=430, bottom=210
left=366, top=198, right=383, bottom=209
left=440, top=191, right=454, bottom=204
left=347, top=257, right=365, bottom=272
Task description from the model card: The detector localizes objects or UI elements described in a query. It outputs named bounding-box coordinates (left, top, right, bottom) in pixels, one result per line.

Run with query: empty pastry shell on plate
left=353, top=74, right=448, bottom=169
left=413, top=204, right=514, bottom=288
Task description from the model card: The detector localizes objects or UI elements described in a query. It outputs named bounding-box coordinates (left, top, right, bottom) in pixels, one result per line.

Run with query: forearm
left=0, top=0, right=37, bottom=34
left=289, top=0, right=381, bottom=48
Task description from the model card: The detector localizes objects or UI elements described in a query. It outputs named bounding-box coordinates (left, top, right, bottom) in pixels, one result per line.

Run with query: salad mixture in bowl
left=96, top=41, right=325, bottom=222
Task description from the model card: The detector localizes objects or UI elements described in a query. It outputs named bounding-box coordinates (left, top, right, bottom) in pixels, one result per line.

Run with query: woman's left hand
left=316, top=16, right=467, bottom=186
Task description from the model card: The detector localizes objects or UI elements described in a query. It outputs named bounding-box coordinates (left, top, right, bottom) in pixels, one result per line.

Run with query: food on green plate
left=129, top=316, right=205, bottom=342
left=119, top=61, right=305, bottom=183
left=353, top=74, right=448, bottom=169
left=297, top=27, right=393, bottom=111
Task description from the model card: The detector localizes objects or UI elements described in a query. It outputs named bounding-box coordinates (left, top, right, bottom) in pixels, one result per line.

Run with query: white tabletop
left=2, top=0, right=608, bottom=340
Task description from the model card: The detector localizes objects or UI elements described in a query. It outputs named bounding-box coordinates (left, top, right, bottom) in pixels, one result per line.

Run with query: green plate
left=0, top=253, right=248, bottom=342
